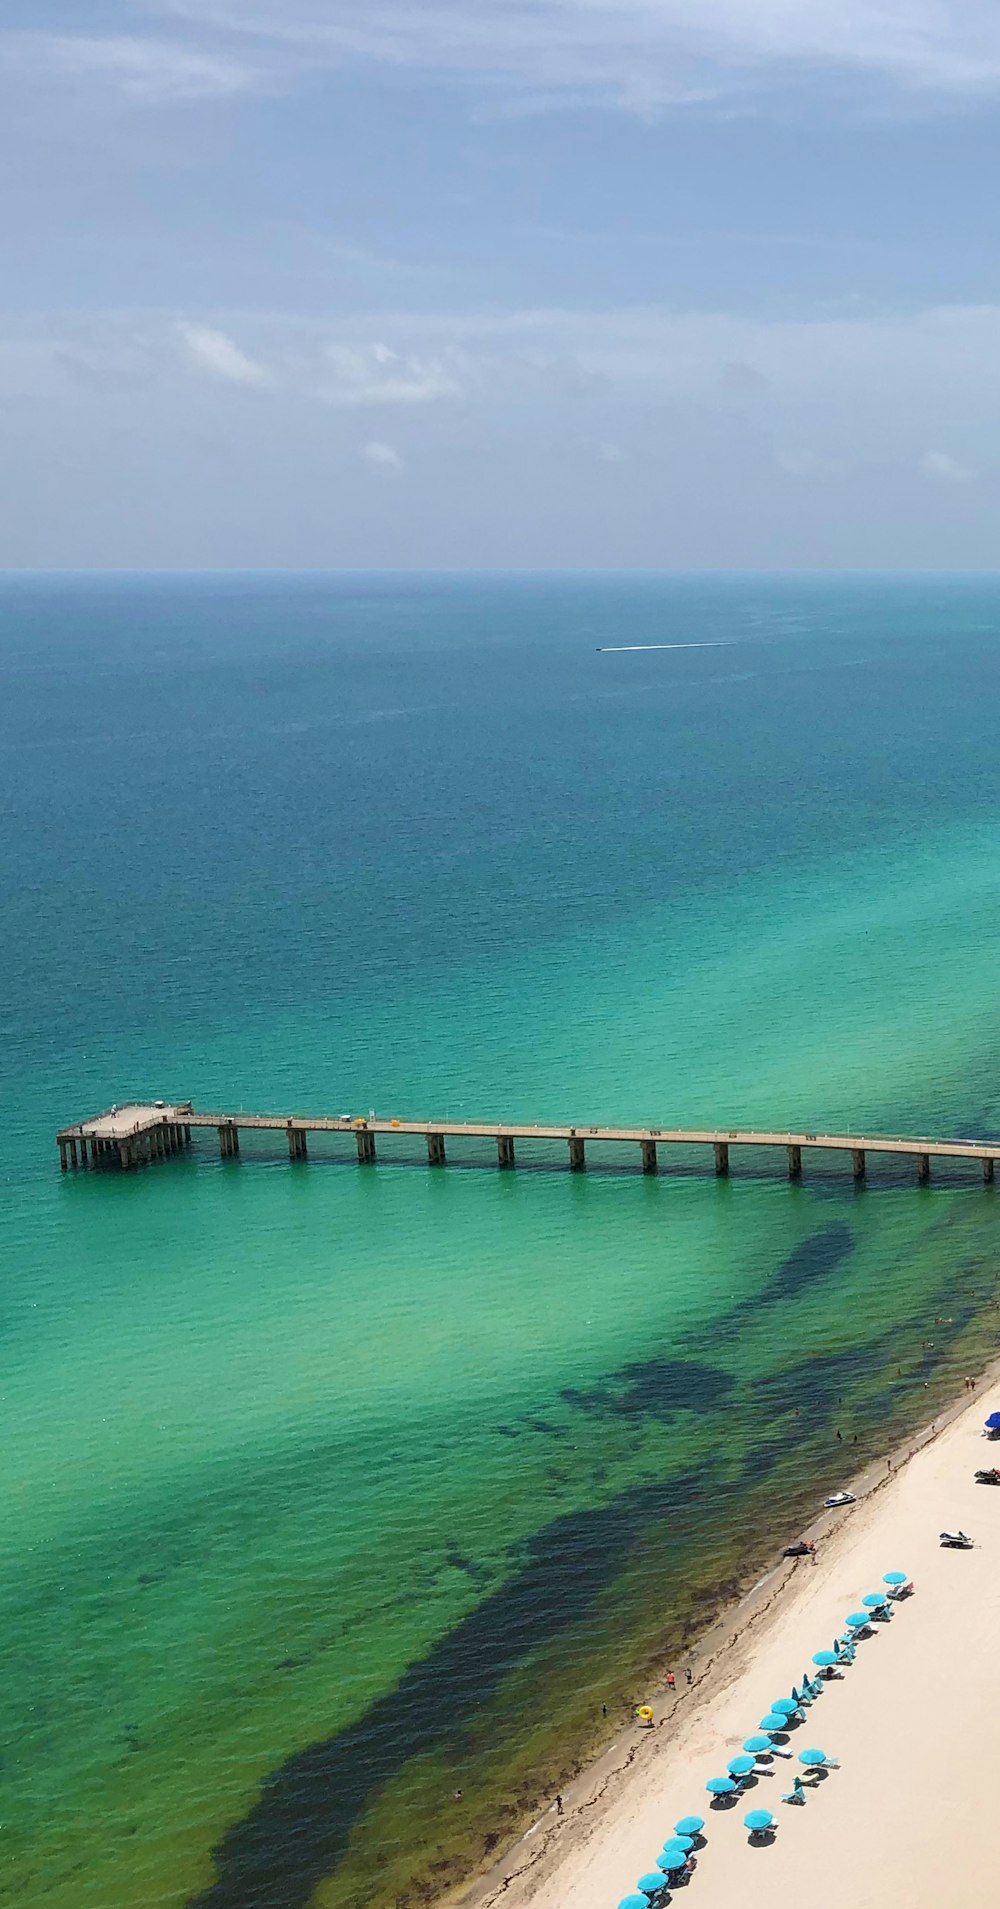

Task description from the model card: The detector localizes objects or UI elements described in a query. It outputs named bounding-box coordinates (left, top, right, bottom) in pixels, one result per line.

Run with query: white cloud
left=164, top=1, right=1000, bottom=113
left=321, top=343, right=462, bottom=406
left=0, top=32, right=262, bottom=102
left=920, top=449, right=973, bottom=482
left=4, top=300, right=1000, bottom=564
left=177, top=322, right=271, bottom=385
left=361, top=439, right=404, bottom=474
left=5, top=301, right=1000, bottom=431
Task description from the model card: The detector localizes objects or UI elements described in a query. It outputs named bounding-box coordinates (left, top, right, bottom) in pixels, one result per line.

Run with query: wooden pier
left=57, top=1103, right=1000, bottom=1184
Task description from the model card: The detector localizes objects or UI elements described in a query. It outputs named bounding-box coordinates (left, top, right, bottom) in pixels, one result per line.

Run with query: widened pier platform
left=56, top=1104, right=1000, bottom=1184
left=58, top=1103, right=194, bottom=1170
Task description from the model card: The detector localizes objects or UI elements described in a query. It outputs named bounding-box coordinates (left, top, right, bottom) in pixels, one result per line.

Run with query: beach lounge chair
left=783, top=1779, right=807, bottom=1805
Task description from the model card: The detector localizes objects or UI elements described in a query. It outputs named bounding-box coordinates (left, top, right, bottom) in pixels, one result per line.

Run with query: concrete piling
left=641, top=1139, right=657, bottom=1174
left=714, top=1141, right=729, bottom=1176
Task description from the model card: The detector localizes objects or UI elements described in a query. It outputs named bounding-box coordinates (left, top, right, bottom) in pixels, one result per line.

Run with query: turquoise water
left=5, top=572, right=1000, bottom=1908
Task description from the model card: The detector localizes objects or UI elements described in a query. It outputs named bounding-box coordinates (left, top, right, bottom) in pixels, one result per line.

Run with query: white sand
left=475, top=1390, right=1000, bottom=1909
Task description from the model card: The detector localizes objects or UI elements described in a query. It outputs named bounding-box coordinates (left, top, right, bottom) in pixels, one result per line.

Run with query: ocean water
left=5, top=571, right=1000, bottom=1909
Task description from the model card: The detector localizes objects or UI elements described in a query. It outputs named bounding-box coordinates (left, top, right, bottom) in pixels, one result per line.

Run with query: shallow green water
left=4, top=573, right=1000, bottom=1908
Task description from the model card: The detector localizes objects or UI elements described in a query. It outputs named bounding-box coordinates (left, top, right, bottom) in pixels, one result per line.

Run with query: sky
left=5, top=2, right=1000, bottom=567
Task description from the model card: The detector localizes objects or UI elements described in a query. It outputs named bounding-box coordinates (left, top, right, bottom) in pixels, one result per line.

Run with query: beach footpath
left=466, top=1383, right=1000, bottom=1909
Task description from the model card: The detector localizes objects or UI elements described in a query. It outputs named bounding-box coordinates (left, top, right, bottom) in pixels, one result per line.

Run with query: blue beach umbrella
left=799, top=1748, right=828, bottom=1766
left=863, top=1593, right=889, bottom=1609
left=985, top=1412, right=1000, bottom=1430
left=728, top=1755, right=756, bottom=1776
left=660, top=1848, right=690, bottom=1870
left=744, top=1736, right=773, bottom=1754
left=706, top=1776, right=736, bottom=1795
left=620, top=1897, right=651, bottom=1909
left=674, top=1816, right=704, bottom=1836
left=771, top=1697, right=799, bottom=1715
left=883, top=1571, right=908, bottom=1587
left=812, top=1651, right=839, bottom=1668
left=760, top=1713, right=787, bottom=1732
left=846, top=1612, right=869, bottom=1628
left=664, top=1834, right=694, bottom=1852
left=744, top=1809, right=775, bottom=1832
left=637, top=1870, right=668, bottom=1896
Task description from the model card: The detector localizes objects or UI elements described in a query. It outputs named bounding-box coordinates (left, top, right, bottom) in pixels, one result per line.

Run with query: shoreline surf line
left=448, top=1345, right=1000, bottom=1909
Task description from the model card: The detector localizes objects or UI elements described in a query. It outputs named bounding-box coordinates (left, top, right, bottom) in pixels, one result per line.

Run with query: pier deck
left=56, top=1106, right=1000, bottom=1183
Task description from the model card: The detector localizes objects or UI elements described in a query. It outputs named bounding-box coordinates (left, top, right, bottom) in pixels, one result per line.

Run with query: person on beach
left=666, top=1670, right=676, bottom=1691
left=685, top=1667, right=693, bottom=1685
left=555, top=1794, right=563, bottom=1815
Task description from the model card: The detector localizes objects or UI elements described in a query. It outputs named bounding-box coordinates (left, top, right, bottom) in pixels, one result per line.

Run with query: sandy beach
left=465, top=1377, right=1000, bottom=1909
